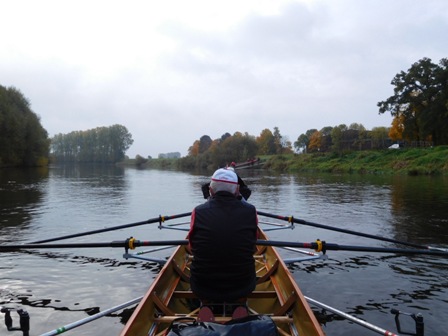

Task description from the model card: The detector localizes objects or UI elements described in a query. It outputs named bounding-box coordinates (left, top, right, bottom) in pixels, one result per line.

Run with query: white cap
left=211, top=168, right=238, bottom=184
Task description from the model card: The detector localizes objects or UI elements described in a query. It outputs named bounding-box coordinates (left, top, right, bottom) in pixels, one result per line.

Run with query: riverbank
left=120, top=146, right=448, bottom=175
left=264, top=146, right=448, bottom=175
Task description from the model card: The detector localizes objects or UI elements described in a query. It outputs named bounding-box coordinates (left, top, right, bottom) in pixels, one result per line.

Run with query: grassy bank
left=263, top=146, right=448, bottom=175
left=119, top=146, right=448, bottom=175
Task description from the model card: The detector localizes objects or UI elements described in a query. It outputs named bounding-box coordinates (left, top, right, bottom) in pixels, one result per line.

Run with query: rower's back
left=188, top=168, right=258, bottom=302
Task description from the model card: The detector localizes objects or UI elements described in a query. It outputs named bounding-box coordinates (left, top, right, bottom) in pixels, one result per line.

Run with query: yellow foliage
left=389, top=116, right=404, bottom=141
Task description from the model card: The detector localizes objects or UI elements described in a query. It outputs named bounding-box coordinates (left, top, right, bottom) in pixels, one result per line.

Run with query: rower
left=188, top=168, right=258, bottom=319
left=201, top=163, right=252, bottom=201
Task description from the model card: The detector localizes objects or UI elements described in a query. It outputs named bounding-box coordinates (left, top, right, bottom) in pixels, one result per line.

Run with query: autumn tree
left=188, top=140, right=200, bottom=156
left=308, top=131, right=322, bottom=152
left=388, top=116, right=405, bottom=141
left=378, top=57, right=448, bottom=145
left=256, top=129, right=276, bottom=155
left=294, top=129, right=317, bottom=153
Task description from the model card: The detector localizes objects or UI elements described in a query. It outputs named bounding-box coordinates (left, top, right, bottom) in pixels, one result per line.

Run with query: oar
left=31, top=212, right=192, bottom=244
left=305, top=296, right=400, bottom=336
left=256, top=240, right=448, bottom=257
left=257, top=211, right=448, bottom=252
left=39, top=296, right=142, bottom=336
left=0, top=239, right=189, bottom=251
left=3, top=239, right=448, bottom=257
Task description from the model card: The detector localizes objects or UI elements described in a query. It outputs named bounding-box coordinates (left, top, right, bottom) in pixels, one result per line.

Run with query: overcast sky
left=2, top=0, right=447, bottom=158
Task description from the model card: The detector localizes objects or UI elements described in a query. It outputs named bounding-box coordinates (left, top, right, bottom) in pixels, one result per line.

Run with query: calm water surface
left=1, top=165, right=447, bottom=335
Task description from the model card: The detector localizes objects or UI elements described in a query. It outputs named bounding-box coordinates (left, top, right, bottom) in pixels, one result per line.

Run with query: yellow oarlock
left=315, top=239, right=323, bottom=252
left=128, top=237, right=136, bottom=250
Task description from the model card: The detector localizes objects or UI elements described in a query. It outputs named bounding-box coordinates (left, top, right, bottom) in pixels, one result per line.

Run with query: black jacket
left=188, top=191, right=258, bottom=301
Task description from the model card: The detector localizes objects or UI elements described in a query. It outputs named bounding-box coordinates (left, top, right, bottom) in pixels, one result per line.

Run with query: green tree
left=319, top=126, right=333, bottom=152
left=218, top=132, right=258, bottom=165
left=273, top=127, right=283, bottom=154
left=50, top=124, right=133, bottom=163
left=199, top=135, right=213, bottom=154
left=378, top=57, right=448, bottom=145
left=349, top=123, right=367, bottom=150
left=370, top=126, right=390, bottom=149
left=0, top=85, right=49, bottom=167
left=330, top=124, right=347, bottom=153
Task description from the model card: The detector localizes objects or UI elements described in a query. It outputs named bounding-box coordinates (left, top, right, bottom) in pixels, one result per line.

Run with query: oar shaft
left=39, top=296, right=142, bottom=336
left=31, top=212, right=191, bottom=244
left=257, top=211, right=429, bottom=250
left=1, top=242, right=121, bottom=250
left=255, top=240, right=448, bottom=256
left=0, top=240, right=189, bottom=251
left=305, top=296, right=398, bottom=336
left=4, top=238, right=446, bottom=256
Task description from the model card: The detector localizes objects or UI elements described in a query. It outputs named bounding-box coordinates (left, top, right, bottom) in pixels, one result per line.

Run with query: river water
left=1, top=165, right=447, bottom=336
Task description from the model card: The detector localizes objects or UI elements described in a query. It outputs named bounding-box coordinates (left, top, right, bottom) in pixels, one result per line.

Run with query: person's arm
left=255, top=208, right=259, bottom=239
left=187, top=208, right=196, bottom=252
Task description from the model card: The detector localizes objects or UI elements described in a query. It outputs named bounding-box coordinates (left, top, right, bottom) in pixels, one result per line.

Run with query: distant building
left=158, top=152, right=181, bottom=159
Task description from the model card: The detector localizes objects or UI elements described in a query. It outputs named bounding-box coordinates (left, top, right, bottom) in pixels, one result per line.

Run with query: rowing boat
left=120, top=228, right=326, bottom=336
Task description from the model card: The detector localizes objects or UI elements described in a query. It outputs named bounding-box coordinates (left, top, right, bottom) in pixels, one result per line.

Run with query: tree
left=220, top=132, right=231, bottom=142
left=371, top=126, right=390, bottom=149
left=389, top=116, right=405, bottom=142
left=50, top=125, right=133, bottom=163
left=188, top=140, right=200, bottom=156
left=199, top=135, right=213, bottom=154
left=219, top=132, right=258, bottom=165
left=109, top=124, right=134, bottom=162
left=349, top=123, right=367, bottom=150
left=294, top=129, right=317, bottom=153
left=330, top=124, right=347, bottom=153
left=308, top=131, right=322, bottom=152
left=273, top=127, right=283, bottom=154
left=256, top=129, right=276, bottom=155
left=319, top=126, right=333, bottom=152
left=0, top=85, right=49, bottom=167
left=378, top=57, right=448, bottom=145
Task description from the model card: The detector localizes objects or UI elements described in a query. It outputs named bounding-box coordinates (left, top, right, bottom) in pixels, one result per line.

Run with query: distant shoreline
left=120, top=146, right=448, bottom=176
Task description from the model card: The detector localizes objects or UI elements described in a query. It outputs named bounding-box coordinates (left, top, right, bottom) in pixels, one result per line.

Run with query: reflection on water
left=0, top=167, right=49, bottom=238
left=48, top=163, right=128, bottom=212
left=389, top=175, right=448, bottom=245
left=0, top=166, right=447, bottom=335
